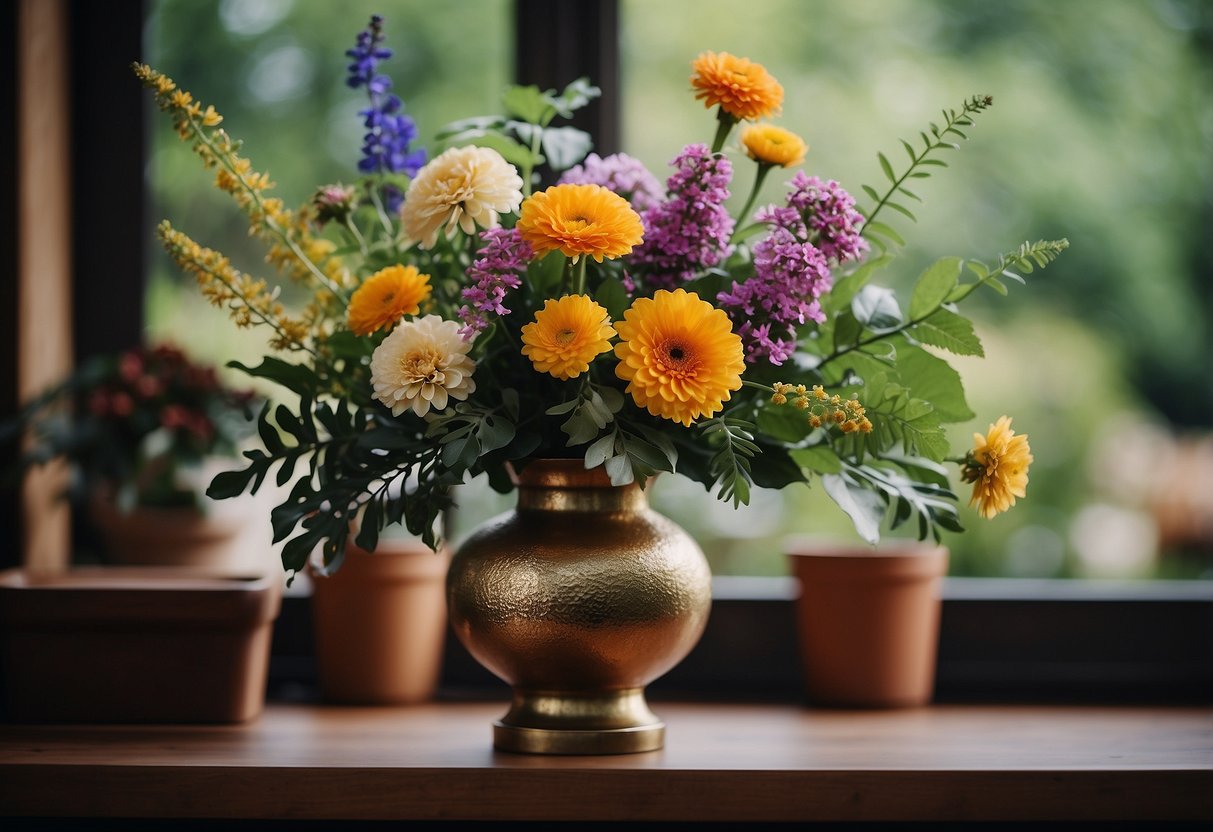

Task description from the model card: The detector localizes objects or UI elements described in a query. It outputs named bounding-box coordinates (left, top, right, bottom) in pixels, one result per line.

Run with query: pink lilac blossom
left=786, top=172, right=868, bottom=264
left=631, top=144, right=735, bottom=290
left=717, top=205, right=833, bottom=365
left=558, top=153, right=664, bottom=213
left=457, top=227, right=533, bottom=339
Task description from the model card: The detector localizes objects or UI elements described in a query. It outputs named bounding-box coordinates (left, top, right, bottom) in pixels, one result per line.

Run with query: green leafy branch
left=860, top=94, right=994, bottom=251
left=822, top=457, right=963, bottom=545
left=698, top=417, right=761, bottom=507
left=583, top=418, right=678, bottom=487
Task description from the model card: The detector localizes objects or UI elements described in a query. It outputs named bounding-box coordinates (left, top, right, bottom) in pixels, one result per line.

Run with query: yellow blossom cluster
left=133, top=63, right=350, bottom=320
left=771, top=383, right=873, bottom=434
left=157, top=221, right=311, bottom=352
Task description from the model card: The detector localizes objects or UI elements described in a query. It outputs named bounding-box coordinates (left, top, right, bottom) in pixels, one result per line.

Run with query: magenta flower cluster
left=718, top=205, right=833, bottom=366
left=458, top=228, right=534, bottom=339
left=631, top=144, right=735, bottom=290
left=558, top=153, right=664, bottom=213
left=786, top=172, right=868, bottom=264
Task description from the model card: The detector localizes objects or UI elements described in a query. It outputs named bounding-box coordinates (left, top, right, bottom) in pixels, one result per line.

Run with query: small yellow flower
left=614, top=289, right=745, bottom=427
left=520, top=295, right=615, bottom=380
left=691, top=51, right=784, bottom=122
left=347, top=265, right=432, bottom=336
left=741, top=124, right=807, bottom=168
left=962, top=416, right=1033, bottom=519
left=517, top=183, right=644, bottom=264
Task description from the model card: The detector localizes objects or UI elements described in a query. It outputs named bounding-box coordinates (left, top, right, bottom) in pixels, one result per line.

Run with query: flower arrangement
left=133, top=16, right=1066, bottom=582
left=2, top=344, right=259, bottom=510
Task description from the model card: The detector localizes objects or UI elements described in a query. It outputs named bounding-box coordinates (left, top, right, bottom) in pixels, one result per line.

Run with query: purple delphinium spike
left=346, top=15, right=425, bottom=211
left=631, top=144, right=735, bottom=291
left=717, top=205, right=833, bottom=366
left=458, top=228, right=534, bottom=340
left=558, top=153, right=664, bottom=213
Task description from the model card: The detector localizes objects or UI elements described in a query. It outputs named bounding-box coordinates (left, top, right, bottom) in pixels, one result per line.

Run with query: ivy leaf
left=909, top=257, right=962, bottom=320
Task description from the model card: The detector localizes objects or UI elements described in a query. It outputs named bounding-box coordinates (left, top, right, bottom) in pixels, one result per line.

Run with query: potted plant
left=3, top=343, right=265, bottom=572
left=132, top=16, right=1060, bottom=750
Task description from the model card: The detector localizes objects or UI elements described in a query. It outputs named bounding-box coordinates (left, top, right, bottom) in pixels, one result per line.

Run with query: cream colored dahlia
left=370, top=315, right=476, bottom=417
left=401, top=146, right=524, bottom=249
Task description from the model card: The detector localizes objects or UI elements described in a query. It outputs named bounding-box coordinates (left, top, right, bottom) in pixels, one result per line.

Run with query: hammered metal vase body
left=447, top=459, right=712, bottom=754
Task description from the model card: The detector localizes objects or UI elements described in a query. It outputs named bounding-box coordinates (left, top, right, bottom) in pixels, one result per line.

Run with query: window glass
left=619, top=0, right=1213, bottom=579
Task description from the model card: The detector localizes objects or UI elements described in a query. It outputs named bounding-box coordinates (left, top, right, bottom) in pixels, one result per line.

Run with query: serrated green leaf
left=909, top=257, right=963, bottom=320
left=911, top=308, right=984, bottom=357
left=895, top=346, right=974, bottom=423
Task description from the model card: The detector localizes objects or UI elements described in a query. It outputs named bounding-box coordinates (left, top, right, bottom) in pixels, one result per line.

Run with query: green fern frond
left=861, top=94, right=994, bottom=249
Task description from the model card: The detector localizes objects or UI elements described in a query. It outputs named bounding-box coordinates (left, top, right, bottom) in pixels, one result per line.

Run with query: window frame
left=3, top=0, right=1210, bottom=706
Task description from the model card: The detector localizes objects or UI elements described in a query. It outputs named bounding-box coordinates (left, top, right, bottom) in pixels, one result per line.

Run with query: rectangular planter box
left=0, top=567, right=281, bottom=723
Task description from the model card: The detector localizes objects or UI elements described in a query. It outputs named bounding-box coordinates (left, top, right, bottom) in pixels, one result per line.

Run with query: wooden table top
left=1, top=701, right=1210, bottom=822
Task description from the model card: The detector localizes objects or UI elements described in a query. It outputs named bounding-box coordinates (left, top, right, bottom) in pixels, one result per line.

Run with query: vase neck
left=512, top=459, right=648, bottom=514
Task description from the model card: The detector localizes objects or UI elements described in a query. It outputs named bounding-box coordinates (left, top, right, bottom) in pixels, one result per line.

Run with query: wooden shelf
left=1, top=702, right=1210, bottom=823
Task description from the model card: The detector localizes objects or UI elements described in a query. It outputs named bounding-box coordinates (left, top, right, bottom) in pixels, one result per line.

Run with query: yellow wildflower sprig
left=133, top=64, right=351, bottom=306
left=158, top=221, right=314, bottom=354
left=770, top=382, right=873, bottom=435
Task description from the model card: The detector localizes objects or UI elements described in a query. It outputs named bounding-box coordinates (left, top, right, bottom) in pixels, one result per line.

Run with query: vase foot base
left=492, top=720, right=665, bottom=755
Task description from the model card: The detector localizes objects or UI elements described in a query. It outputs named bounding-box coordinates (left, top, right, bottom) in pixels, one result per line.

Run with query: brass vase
left=447, top=459, right=712, bottom=754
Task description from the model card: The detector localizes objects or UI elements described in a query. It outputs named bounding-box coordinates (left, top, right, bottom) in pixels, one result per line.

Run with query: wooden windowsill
left=1, top=701, right=1210, bottom=823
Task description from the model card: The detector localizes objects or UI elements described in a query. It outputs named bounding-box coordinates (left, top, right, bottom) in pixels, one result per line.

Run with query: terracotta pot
left=310, top=538, right=450, bottom=705
left=88, top=491, right=280, bottom=576
left=787, top=538, right=948, bottom=708
left=0, top=567, right=280, bottom=723
left=447, top=459, right=712, bottom=755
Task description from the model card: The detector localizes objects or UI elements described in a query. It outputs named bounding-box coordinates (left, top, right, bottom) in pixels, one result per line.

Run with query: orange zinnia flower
left=691, top=51, right=784, bottom=122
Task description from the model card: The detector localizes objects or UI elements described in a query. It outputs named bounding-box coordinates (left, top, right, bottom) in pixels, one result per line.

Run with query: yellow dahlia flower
left=962, top=416, right=1033, bottom=519
left=614, top=289, right=745, bottom=427
left=516, top=183, right=644, bottom=264
left=691, top=51, right=784, bottom=122
left=347, top=264, right=432, bottom=336
left=401, top=146, right=523, bottom=249
left=520, top=295, right=615, bottom=381
left=370, top=315, right=476, bottom=418
left=741, top=124, right=808, bottom=168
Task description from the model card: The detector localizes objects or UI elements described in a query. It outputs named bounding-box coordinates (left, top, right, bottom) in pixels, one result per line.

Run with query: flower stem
left=574, top=257, right=588, bottom=295
left=710, top=109, right=737, bottom=154
left=731, top=163, right=772, bottom=242
left=521, top=127, right=544, bottom=197
left=742, top=380, right=774, bottom=393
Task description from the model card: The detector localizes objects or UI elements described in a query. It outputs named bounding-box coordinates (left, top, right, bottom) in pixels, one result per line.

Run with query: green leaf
left=228, top=357, right=321, bottom=397
left=540, top=127, right=593, bottom=171
left=527, top=250, right=566, bottom=299
left=909, top=257, right=962, bottom=320
left=821, top=474, right=882, bottom=544
left=791, top=445, right=842, bottom=475
left=449, top=131, right=539, bottom=171
left=206, top=467, right=255, bottom=499
left=895, top=346, right=974, bottom=422
left=550, top=77, right=601, bottom=117
left=864, top=220, right=906, bottom=247
left=584, top=432, right=616, bottom=469
left=851, top=286, right=903, bottom=331
left=878, top=152, right=896, bottom=183
left=502, top=84, right=556, bottom=125
left=595, top=275, right=629, bottom=322
left=911, top=308, right=984, bottom=357
left=825, top=255, right=892, bottom=314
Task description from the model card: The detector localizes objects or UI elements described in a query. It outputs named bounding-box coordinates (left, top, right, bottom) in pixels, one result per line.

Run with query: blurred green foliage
left=144, top=0, right=1212, bottom=579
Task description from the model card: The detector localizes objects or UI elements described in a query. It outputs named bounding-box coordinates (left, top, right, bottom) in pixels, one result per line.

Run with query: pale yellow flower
left=401, top=146, right=523, bottom=249
left=370, top=315, right=476, bottom=418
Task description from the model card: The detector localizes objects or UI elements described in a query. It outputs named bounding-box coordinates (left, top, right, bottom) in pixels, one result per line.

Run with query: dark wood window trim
left=3, top=0, right=1210, bottom=708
